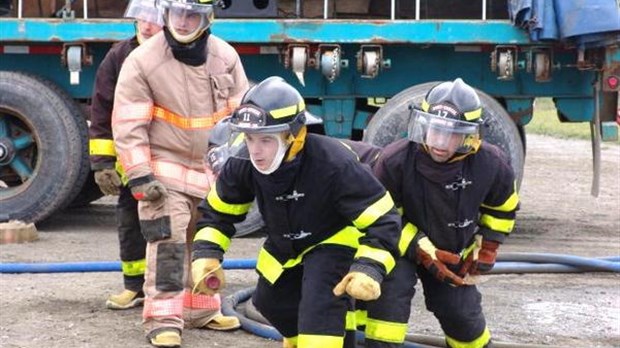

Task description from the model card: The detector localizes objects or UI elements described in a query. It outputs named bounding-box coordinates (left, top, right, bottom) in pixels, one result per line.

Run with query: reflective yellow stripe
left=446, top=327, right=491, bottom=348
left=356, top=309, right=368, bottom=327
left=397, top=207, right=404, bottom=216
left=115, top=161, right=129, bottom=185
left=421, top=99, right=481, bottom=121
left=194, top=227, right=231, bottom=252
left=365, top=318, right=408, bottom=343
left=353, top=192, right=395, bottom=230
left=298, top=334, right=343, bottom=348
left=463, top=107, right=482, bottom=121
left=460, top=238, right=479, bottom=259
left=345, top=311, right=357, bottom=331
left=355, top=245, right=396, bottom=273
left=481, top=185, right=519, bottom=212
left=283, top=336, right=298, bottom=347
left=121, top=258, right=145, bottom=276
left=398, top=222, right=418, bottom=257
left=269, top=101, right=305, bottom=119
left=89, top=139, right=116, bottom=156
left=480, top=214, right=515, bottom=233
left=206, top=182, right=252, bottom=216
left=257, top=226, right=363, bottom=284
left=152, top=106, right=229, bottom=130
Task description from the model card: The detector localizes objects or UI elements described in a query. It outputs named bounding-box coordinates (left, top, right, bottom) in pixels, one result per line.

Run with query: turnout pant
left=117, top=185, right=145, bottom=293
left=139, top=190, right=221, bottom=338
left=252, top=246, right=357, bottom=348
left=364, top=258, right=491, bottom=348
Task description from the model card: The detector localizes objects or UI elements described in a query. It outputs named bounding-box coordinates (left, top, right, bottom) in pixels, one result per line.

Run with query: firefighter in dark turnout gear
left=192, top=76, right=402, bottom=348
left=88, top=0, right=163, bottom=310
left=365, top=78, right=519, bottom=348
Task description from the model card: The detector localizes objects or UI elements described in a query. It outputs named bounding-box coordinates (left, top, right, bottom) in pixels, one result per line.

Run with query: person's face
left=426, top=126, right=463, bottom=163
left=245, top=133, right=283, bottom=172
left=136, top=19, right=162, bottom=41
left=168, top=8, right=203, bottom=35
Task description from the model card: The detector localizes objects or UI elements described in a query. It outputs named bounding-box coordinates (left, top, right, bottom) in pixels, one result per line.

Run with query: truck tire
left=0, top=71, right=89, bottom=223
left=363, top=82, right=524, bottom=187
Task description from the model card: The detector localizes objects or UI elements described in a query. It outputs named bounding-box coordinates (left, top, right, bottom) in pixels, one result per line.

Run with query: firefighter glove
left=192, top=258, right=225, bottom=296
left=94, top=168, right=122, bottom=196
left=458, top=235, right=500, bottom=276
left=130, top=179, right=167, bottom=202
left=333, top=271, right=381, bottom=301
left=414, top=232, right=465, bottom=286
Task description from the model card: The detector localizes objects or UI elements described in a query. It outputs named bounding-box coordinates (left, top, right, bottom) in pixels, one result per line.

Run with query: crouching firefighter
left=360, top=78, right=519, bottom=348
left=112, top=0, right=250, bottom=346
left=191, top=76, right=402, bottom=348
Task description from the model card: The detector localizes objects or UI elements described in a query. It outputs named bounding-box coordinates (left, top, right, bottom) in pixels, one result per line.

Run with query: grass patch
left=527, top=98, right=592, bottom=140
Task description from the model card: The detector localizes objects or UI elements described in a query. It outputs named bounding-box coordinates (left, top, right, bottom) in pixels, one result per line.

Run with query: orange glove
left=459, top=235, right=500, bottom=276
left=414, top=233, right=465, bottom=286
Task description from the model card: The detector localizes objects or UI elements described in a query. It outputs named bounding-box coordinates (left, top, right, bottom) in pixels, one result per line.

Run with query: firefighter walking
left=112, top=0, right=249, bottom=346
left=364, top=78, right=519, bottom=348
left=191, top=76, right=402, bottom=348
left=88, top=0, right=163, bottom=310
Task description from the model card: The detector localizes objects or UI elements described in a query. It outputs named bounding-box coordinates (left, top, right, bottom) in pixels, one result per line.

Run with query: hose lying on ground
left=2, top=254, right=616, bottom=346
left=1, top=255, right=618, bottom=273
left=224, top=286, right=566, bottom=348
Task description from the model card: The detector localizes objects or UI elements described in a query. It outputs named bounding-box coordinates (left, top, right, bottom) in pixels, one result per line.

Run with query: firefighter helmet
left=408, top=78, right=482, bottom=157
left=125, top=0, right=164, bottom=26
left=157, top=0, right=215, bottom=43
left=229, top=76, right=322, bottom=136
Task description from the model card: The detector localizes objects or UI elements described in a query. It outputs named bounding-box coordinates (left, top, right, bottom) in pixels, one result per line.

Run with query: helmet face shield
left=125, top=0, right=165, bottom=26
left=408, top=109, right=480, bottom=154
left=158, top=0, right=213, bottom=43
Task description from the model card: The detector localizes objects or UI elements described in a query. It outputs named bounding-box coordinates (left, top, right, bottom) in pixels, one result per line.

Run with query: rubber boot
left=204, top=313, right=241, bottom=331
left=106, top=289, right=144, bottom=310
left=150, top=329, right=181, bottom=348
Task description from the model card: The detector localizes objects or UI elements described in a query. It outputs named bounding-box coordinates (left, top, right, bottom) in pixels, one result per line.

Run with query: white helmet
left=124, top=0, right=164, bottom=27
left=157, top=0, right=215, bottom=43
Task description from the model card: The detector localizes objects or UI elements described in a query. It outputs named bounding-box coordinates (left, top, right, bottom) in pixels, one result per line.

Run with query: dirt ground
left=1, top=134, right=619, bottom=348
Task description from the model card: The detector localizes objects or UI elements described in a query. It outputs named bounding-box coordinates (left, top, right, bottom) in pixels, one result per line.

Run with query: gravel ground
left=1, top=134, right=619, bottom=348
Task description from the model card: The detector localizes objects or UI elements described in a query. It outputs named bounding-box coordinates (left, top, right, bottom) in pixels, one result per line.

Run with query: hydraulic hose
left=225, top=286, right=565, bottom=348
left=1, top=256, right=618, bottom=274
left=0, top=258, right=257, bottom=273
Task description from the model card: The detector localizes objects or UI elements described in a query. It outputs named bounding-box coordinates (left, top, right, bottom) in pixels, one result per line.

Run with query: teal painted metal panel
left=0, top=19, right=530, bottom=44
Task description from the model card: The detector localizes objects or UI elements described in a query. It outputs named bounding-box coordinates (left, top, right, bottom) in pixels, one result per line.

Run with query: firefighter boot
left=150, top=329, right=181, bottom=348
left=105, top=289, right=144, bottom=310
left=205, top=313, right=241, bottom=331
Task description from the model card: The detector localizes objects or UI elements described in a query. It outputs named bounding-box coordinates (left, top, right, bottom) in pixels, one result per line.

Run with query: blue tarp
left=508, top=0, right=620, bottom=47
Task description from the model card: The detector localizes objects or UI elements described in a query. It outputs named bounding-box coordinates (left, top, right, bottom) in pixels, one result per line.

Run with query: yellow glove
left=333, top=272, right=381, bottom=301
left=191, top=258, right=225, bottom=295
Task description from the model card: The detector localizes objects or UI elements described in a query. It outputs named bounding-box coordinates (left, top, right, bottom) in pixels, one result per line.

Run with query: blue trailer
left=1, top=0, right=619, bottom=224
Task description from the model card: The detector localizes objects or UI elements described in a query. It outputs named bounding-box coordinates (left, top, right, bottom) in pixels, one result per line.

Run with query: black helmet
left=208, top=116, right=231, bottom=147
left=421, top=77, right=482, bottom=122
left=408, top=78, right=482, bottom=156
left=230, top=76, right=322, bottom=136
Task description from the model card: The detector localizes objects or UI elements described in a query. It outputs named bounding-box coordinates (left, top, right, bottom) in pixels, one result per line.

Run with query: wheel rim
left=0, top=110, right=40, bottom=198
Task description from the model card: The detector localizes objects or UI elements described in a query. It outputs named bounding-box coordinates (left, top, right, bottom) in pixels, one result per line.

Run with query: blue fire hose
left=1, top=254, right=618, bottom=347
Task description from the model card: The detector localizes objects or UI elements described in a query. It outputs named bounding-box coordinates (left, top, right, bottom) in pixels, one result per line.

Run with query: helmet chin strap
left=251, top=135, right=290, bottom=175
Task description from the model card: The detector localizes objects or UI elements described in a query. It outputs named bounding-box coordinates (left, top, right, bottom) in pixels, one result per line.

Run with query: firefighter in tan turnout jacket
left=112, top=0, right=249, bottom=346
